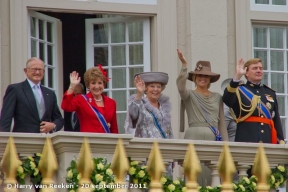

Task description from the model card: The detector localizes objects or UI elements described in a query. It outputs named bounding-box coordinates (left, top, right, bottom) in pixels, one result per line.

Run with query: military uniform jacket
left=222, top=80, right=284, bottom=143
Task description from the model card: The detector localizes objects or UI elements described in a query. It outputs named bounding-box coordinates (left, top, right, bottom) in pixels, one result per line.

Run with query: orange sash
left=243, top=116, right=277, bottom=144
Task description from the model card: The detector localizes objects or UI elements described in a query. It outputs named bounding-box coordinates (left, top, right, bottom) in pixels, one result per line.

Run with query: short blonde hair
left=244, top=58, right=262, bottom=70
left=192, top=74, right=211, bottom=89
left=84, top=67, right=107, bottom=88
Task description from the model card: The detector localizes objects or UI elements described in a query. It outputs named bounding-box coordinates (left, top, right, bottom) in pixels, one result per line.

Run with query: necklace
left=94, top=96, right=103, bottom=102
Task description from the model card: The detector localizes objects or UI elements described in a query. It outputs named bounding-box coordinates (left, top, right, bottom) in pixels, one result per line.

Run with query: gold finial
left=1, top=137, right=20, bottom=192
left=252, top=143, right=271, bottom=192
left=77, top=138, right=94, bottom=192
left=147, top=141, right=165, bottom=192
left=217, top=142, right=236, bottom=192
left=38, top=137, right=58, bottom=192
left=183, top=143, right=201, bottom=192
left=111, top=139, right=129, bottom=192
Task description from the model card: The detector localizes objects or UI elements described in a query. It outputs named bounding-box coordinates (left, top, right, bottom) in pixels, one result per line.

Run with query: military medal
left=266, top=102, right=272, bottom=109
left=265, top=94, right=274, bottom=102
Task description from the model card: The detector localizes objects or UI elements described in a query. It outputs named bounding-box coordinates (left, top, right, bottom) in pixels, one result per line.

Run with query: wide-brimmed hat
left=188, top=61, right=220, bottom=83
left=135, top=72, right=169, bottom=85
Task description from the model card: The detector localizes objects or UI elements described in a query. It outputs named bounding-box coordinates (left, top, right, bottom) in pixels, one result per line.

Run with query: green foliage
left=268, top=165, right=287, bottom=189
left=0, top=154, right=287, bottom=192
left=66, top=157, right=115, bottom=192
left=0, top=153, right=42, bottom=186
left=128, top=161, right=151, bottom=187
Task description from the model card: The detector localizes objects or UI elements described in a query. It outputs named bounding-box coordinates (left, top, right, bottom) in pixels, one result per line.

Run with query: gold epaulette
left=227, top=83, right=244, bottom=93
left=227, top=84, right=237, bottom=93
left=263, top=84, right=276, bottom=92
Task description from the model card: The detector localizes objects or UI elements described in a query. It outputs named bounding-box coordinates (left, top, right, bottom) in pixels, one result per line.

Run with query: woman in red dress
left=61, top=66, right=118, bottom=133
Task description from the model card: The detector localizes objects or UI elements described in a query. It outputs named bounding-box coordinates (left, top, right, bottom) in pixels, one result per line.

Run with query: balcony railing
left=0, top=131, right=288, bottom=192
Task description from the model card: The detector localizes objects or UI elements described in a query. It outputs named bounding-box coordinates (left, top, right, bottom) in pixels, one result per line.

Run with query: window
left=255, top=0, right=286, bottom=5
left=251, top=0, right=288, bottom=12
left=28, top=11, right=60, bottom=92
left=86, top=16, right=150, bottom=133
left=253, top=26, right=288, bottom=136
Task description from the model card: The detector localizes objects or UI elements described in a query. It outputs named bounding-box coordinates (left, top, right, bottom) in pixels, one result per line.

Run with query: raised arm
left=176, top=49, right=189, bottom=100
left=128, top=75, right=145, bottom=121
left=61, top=71, right=81, bottom=112
left=223, top=59, right=246, bottom=107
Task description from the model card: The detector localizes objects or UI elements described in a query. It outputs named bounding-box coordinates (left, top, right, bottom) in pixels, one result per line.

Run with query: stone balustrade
left=0, top=131, right=288, bottom=192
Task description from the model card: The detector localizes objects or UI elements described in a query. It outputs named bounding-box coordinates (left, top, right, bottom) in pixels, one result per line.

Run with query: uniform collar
left=246, top=81, right=263, bottom=89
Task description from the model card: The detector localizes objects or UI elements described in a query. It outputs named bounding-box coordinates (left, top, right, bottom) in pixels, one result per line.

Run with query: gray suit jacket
left=224, top=104, right=236, bottom=142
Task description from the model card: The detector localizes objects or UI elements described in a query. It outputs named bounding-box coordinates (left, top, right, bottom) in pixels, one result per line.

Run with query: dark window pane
left=94, top=24, right=108, bottom=44
left=47, top=22, right=53, bottom=42
left=39, top=19, right=44, bottom=40
left=39, top=42, right=45, bottom=61
left=31, top=40, right=37, bottom=57
left=253, top=28, right=267, bottom=47
left=111, top=23, right=125, bottom=43
left=116, top=113, right=126, bottom=134
left=30, top=17, right=36, bottom=37
left=128, top=21, right=143, bottom=42
left=112, top=46, right=126, bottom=66
left=129, top=45, right=143, bottom=65
left=270, top=28, right=283, bottom=48
left=272, top=0, right=286, bottom=5
left=112, top=90, right=126, bottom=111
left=48, top=68, right=53, bottom=88
left=47, top=45, right=53, bottom=65
left=112, top=68, right=126, bottom=88
left=254, top=50, right=267, bottom=70
left=94, top=47, right=108, bottom=66
left=255, top=0, right=269, bottom=4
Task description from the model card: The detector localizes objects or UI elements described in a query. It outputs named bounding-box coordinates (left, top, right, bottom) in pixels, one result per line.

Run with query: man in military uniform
left=222, top=58, right=284, bottom=144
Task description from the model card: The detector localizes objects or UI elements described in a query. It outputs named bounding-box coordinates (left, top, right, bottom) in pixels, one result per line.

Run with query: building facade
left=0, top=0, right=287, bottom=140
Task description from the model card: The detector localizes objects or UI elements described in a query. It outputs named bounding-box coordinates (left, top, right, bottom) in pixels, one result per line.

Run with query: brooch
left=195, top=64, right=203, bottom=71
left=265, top=94, right=274, bottom=102
left=266, top=102, right=272, bottom=110
left=107, top=123, right=111, bottom=128
left=89, top=98, right=92, bottom=103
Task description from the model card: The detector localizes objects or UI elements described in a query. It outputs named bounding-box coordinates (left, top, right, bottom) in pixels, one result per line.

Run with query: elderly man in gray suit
left=0, top=57, right=63, bottom=133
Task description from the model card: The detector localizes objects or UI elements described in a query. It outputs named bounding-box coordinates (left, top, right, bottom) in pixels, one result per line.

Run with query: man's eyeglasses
left=27, top=68, right=44, bottom=72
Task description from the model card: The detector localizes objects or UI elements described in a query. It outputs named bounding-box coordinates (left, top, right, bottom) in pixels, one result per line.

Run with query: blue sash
left=147, top=110, right=167, bottom=139
left=238, top=86, right=271, bottom=119
left=82, top=95, right=110, bottom=133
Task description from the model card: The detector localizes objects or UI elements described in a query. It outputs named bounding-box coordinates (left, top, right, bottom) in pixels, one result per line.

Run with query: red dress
left=61, top=92, right=118, bottom=133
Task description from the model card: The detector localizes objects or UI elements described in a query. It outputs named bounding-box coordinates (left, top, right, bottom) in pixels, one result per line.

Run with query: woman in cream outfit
left=176, top=49, right=228, bottom=186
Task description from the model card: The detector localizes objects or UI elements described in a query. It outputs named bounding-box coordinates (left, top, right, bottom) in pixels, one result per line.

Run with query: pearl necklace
left=94, top=96, right=103, bottom=102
